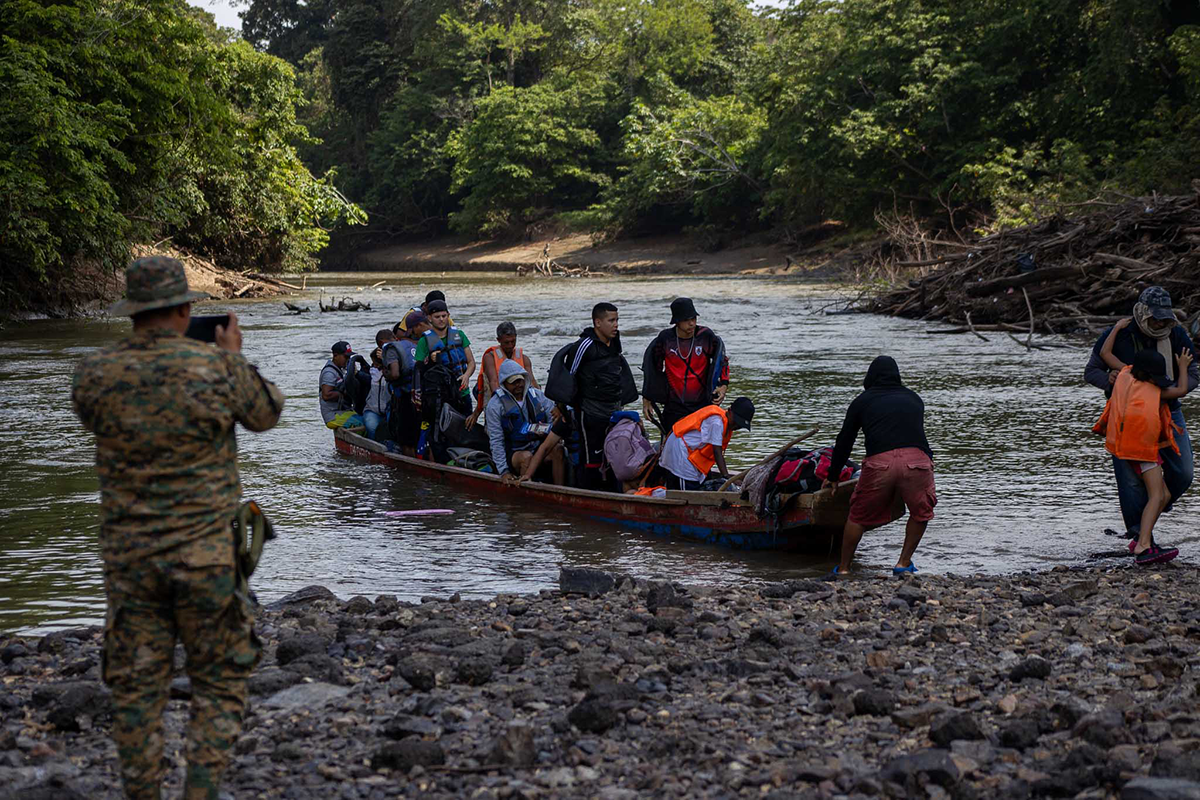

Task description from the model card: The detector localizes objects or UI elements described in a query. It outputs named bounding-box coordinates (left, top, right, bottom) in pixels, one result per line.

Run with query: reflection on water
left=1, top=273, right=1190, bottom=633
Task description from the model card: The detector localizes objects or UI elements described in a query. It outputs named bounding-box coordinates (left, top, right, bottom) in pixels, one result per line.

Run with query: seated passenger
left=363, top=329, right=395, bottom=441
left=488, top=360, right=565, bottom=485
left=659, top=397, right=755, bottom=490
left=467, top=321, right=537, bottom=429
left=319, top=341, right=352, bottom=426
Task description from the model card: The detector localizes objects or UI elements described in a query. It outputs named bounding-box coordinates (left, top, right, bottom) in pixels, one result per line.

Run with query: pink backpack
left=604, top=418, right=657, bottom=482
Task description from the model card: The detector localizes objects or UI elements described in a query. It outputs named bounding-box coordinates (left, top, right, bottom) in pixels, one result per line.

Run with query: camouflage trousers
left=103, top=558, right=261, bottom=800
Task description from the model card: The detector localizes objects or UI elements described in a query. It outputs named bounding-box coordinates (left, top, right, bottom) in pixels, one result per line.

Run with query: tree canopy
left=5, top=0, right=1199, bottom=305
left=0, top=0, right=363, bottom=309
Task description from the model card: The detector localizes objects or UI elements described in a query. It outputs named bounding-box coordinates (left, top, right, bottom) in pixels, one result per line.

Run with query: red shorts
left=848, top=447, right=937, bottom=527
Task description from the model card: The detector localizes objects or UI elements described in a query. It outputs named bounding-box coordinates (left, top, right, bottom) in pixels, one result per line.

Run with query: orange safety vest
left=1093, top=367, right=1179, bottom=462
left=474, top=345, right=524, bottom=412
left=671, top=405, right=732, bottom=476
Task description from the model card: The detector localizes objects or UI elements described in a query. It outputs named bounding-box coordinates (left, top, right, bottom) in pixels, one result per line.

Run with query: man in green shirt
left=413, top=299, right=475, bottom=421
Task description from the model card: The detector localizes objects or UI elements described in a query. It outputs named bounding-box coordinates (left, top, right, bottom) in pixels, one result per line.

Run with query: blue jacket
left=485, top=386, right=554, bottom=474
left=1084, top=324, right=1198, bottom=411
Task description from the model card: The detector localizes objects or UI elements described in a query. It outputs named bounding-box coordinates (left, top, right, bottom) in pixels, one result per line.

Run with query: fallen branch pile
left=869, top=191, right=1200, bottom=337
left=516, top=244, right=608, bottom=278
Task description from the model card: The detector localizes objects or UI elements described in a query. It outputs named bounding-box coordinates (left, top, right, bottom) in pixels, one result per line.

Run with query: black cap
left=332, top=341, right=352, bottom=355
left=729, top=397, right=754, bottom=431
left=670, top=297, right=699, bottom=325
left=425, top=290, right=446, bottom=305
left=1140, top=286, right=1175, bottom=321
left=426, top=299, right=448, bottom=315
left=1133, top=349, right=1173, bottom=388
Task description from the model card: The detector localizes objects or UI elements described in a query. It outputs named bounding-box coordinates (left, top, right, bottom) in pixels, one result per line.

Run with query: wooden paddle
left=716, top=426, right=819, bottom=492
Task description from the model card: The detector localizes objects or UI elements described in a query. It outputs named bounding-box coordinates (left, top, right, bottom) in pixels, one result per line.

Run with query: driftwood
left=517, top=245, right=608, bottom=278
left=869, top=192, right=1200, bottom=337
left=318, top=291, right=371, bottom=313
left=717, top=427, right=819, bottom=493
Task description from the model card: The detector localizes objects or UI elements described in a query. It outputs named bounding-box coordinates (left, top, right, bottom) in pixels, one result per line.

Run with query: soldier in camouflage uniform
left=71, top=257, right=284, bottom=800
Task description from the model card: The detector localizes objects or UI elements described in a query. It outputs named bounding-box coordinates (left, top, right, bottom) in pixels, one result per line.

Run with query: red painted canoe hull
left=334, top=429, right=894, bottom=551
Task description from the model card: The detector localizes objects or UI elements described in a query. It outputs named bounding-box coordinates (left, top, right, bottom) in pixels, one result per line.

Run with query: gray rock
left=1122, top=777, right=1200, bottom=799
left=489, top=721, right=536, bottom=767
left=568, top=698, right=618, bottom=733
left=559, top=567, right=616, bottom=596
left=1009, top=656, right=1052, bottom=682
left=397, top=659, right=436, bottom=691
left=283, top=653, right=345, bottom=685
left=892, top=702, right=951, bottom=729
left=370, top=740, right=446, bottom=771
left=382, top=714, right=442, bottom=740
left=261, top=682, right=350, bottom=710
left=895, top=587, right=925, bottom=606
left=501, top=642, right=526, bottom=667
left=880, top=749, right=959, bottom=788
left=274, top=634, right=330, bottom=666
left=454, top=658, right=493, bottom=686
left=853, top=689, right=897, bottom=717
left=1075, top=709, right=1130, bottom=748
left=47, top=682, right=111, bottom=732
left=929, top=712, right=984, bottom=746
left=999, top=718, right=1040, bottom=750
left=247, top=667, right=303, bottom=696
left=344, top=596, right=374, bottom=615
left=266, top=585, right=338, bottom=610
left=1152, top=752, right=1200, bottom=781
left=272, top=742, right=307, bottom=761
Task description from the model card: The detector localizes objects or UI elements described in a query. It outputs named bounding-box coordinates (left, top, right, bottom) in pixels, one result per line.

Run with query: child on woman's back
left=1094, top=318, right=1192, bottom=564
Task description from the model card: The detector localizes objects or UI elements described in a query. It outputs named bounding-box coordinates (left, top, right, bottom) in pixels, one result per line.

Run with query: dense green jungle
left=3, top=0, right=1199, bottom=312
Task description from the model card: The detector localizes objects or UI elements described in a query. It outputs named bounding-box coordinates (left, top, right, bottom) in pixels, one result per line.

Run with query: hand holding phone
left=184, top=314, right=230, bottom=344
left=215, top=312, right=242, bottom=354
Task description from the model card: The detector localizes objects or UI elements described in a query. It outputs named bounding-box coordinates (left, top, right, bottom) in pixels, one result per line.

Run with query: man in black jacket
left=545, top=302, right=639, bottom=490
left=642, top=297, right=730, bottom=434
left=823, top=356, right=935, bottom=576
left=1083, top=286, right=1198, bottom=540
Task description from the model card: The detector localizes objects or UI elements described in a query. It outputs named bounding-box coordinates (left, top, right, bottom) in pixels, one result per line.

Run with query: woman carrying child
left=1093, top=317, right=1193, bottom=565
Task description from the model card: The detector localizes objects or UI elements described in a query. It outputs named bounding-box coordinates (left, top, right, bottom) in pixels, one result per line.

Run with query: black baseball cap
left=1133, top=349, right=1173, bottom=388
left=1140, top=286, right=1175, bottom=321
left=426, top=299, right=448, bottom=314
left=729, top=397, right=755, bottom=431
left=332, top=341, right=352, bottom=355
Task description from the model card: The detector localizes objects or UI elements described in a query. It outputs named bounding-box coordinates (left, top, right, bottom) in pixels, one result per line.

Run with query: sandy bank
left=3, top=566, right=1199, bottom=798
left=348, top=232, right=878, bottom=278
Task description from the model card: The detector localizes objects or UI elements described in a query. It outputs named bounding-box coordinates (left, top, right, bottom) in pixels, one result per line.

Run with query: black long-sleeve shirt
left=827, top=356, right=932, bottom=478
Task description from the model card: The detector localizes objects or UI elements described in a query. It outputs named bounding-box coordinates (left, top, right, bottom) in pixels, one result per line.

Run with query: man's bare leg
left=838, top=521, right=866, bottom=574
left=510, top=450, right=532, bottom=478
left=896, top=518, right=928, bottom=569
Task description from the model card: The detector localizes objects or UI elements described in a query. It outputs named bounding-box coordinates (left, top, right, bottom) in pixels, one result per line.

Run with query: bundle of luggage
left=742, top=446, right=859, bottom=518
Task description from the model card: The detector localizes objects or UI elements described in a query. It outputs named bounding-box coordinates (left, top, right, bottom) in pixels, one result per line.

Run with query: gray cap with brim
left=108, top=256, right=209, bottom=316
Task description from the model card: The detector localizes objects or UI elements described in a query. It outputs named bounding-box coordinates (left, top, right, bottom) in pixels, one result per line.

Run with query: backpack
left=604, top=418, right=656, bottom=482
left=774, top=446, right=857, bottom=492
left=445, top=447, right=496, bottom=473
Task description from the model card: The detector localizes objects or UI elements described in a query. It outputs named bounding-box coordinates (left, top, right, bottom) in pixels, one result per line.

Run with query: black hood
left=580, top=327, right=622, bottom=353
left=863, top=355, right=902, bottom=389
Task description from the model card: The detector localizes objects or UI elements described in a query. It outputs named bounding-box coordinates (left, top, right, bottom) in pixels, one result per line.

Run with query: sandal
left=1135, top=545, right=1179, bottom=566
left=893, top=563, right=918, bottom=575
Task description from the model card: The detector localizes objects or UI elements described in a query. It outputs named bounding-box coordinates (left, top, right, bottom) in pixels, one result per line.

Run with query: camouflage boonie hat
left=109, top=256, right=209, bottom=316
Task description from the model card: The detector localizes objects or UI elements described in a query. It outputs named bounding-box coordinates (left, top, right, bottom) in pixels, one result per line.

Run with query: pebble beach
left=3, top=565, right=1200, bottom=799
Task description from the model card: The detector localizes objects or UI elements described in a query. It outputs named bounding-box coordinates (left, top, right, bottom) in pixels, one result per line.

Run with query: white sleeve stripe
left=570, top=338, right=592, bottom=374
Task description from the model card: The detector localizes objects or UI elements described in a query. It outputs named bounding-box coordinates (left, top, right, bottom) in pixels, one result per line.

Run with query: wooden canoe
left=334, top=428, right=899, bottom=552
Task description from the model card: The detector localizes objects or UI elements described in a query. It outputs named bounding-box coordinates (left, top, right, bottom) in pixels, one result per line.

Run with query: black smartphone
left=185, top=314, right=230, bottom=343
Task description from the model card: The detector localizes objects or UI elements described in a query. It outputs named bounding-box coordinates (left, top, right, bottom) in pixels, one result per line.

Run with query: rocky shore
left=3, top=566, right=1200, bottom=799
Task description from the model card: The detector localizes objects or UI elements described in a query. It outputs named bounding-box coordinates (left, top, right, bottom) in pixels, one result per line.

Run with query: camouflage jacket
left=72, top=328, right=284, bottom=568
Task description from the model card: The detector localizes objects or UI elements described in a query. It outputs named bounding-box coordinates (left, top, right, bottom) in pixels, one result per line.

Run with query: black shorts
left=390, top=392, right=420, bottom=447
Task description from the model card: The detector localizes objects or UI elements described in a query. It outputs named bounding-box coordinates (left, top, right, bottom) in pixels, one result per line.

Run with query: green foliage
left=448, top=75, right=611, bottom=235
left=604, top=88, right=766, bottom=230
left=0, top=0, right=362, bottom=301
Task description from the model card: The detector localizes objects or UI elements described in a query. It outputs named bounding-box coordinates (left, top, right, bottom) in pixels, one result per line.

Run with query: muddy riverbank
left=3, top=566, right=1199, bottom=798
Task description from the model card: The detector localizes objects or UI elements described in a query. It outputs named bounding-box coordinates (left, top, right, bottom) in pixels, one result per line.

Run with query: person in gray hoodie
left=487, top=359, right=564, bottom=485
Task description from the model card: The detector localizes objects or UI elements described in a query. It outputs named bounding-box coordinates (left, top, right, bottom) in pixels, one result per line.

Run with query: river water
left=0, top=273, right=1187, bottom=633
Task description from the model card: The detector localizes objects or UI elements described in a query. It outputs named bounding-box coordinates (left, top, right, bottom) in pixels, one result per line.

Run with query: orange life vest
left=671, top=405, right=732, bottom=476
left=474, top=345, right=524, bottom=412
left=1092, top=367, right=1179, bottom=462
